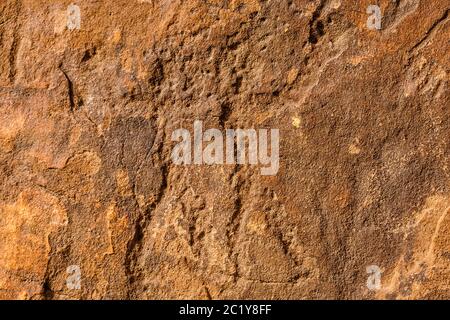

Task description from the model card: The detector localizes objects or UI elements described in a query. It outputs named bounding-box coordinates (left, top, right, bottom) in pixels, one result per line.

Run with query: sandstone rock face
left=0, top=0, right=449, bottom=300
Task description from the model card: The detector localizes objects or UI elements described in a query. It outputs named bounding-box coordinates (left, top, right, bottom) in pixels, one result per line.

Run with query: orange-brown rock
left=0, top=0, right=449, bottom=299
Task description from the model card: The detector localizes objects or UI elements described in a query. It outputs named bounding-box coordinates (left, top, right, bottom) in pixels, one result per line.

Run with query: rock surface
left=0, top=0, right=449, bottom=299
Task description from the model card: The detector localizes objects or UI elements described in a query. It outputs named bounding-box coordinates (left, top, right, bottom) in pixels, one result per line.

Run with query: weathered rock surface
left=0, top=0, right=449, bottom=299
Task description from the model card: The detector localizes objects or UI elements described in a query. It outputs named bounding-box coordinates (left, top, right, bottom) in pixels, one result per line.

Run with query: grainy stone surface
left=0, top=0, right=449, bottom=299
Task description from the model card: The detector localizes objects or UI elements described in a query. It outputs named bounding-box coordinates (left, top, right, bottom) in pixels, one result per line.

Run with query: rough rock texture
left=0, top=0, right=449, bottom=299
